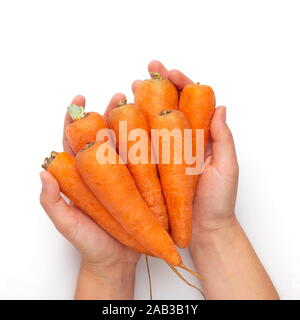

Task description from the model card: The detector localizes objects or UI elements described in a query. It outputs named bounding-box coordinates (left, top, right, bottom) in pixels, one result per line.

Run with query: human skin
left=146, top=61, right=279, bottom=300
left=40, top=61, right=279, bottom=300
left=143, top=61, right=279, bottom=300
left=40, top=94, right=140, bottom=300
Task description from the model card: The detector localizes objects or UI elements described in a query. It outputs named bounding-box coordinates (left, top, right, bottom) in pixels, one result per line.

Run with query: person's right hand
left=40, top=94, right=140, bottom=299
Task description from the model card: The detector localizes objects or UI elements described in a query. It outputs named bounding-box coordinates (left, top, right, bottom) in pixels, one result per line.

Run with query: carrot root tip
left=145, top=255, right=153, bottom=300
left=169, top=265, right=206, bottom=300
left=179, top=264, right=204, bottom=281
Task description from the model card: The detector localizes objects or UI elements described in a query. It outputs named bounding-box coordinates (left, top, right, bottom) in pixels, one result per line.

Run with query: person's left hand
left=131, top=60, right=238, bottom=239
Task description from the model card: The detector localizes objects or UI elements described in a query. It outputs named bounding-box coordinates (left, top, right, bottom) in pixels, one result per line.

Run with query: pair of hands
left=40, top=60, right=238, bottom=280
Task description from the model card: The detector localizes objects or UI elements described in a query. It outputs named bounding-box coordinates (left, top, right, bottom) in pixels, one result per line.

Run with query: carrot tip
left=145, top=255, right=153, bottom=300
left=179, top=264, right=204, bottom=281
left=169, top=265, right=206, bottom=299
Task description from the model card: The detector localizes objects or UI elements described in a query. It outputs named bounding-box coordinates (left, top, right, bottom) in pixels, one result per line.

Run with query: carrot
left=41, top=151, right=146, bottom=253
left=179, top=83, right=216, bottom=191
left=66, top=104, right=108, bottom=154
left=107, top=101, right=168, bottom=230
left=134, top=72, right=179, bottom=125
left=76, top=141, right=182, bottom=266
left=151, top=110, right=193, bottom=248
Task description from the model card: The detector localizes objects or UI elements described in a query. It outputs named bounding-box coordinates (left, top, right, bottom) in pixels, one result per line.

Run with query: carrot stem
left=169, top=265, right=206, bottom=299
left=149, top=72, right=162, bottom=80
left=159, top=110, right=172, bottom=116
left=42, top=151, right=59, bottom=169
left=145, top=255, right=153, bottom=300
left=68, top=104, right=87, bottom=120
left=117, top=100, right=127, bottom=107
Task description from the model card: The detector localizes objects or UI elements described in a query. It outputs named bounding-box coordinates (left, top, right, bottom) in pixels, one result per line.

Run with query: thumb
left=210, top=107, right=238, bottom=172
left=40, top=171, right=65, bottom=212
left=40, top=171, right=76, bottom=237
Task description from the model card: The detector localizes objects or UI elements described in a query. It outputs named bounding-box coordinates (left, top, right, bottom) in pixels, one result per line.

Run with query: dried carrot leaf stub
left=42, top=151, right=59, bottom=169
left=65, top=104, right=108, bottom=154
left=42, top=151, right=147, bottom=254
left=67, top=104, right=87, bottom=120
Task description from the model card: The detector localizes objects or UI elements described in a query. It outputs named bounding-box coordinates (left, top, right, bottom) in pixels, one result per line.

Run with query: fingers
left=62, top=113, right=75, bottom=155
left=103, top=92, right=126, bottom=121
left=148, top=60, right=169, bottom=79
left=71, top=95, right=86, bottom=107
left=210, top=107, right=238, bottom=174
left=148, top=61, right=193, bottom=91
left=133, top=61, right=169, bottom=94
left=63, top=95, right=86, bottom=155
left=40, top=171, right=78, bottom=238
left=131, top=80, right=142, bottom=94
left=168, top=69, right=193, bottom=90
left=40, top=171, right=112, bottom=258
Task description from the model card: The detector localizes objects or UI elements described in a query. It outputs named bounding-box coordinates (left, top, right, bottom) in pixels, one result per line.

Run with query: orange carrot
left=107, top=102, right=168, bottom=230
left=179, top=83, right=216, bottom=190
left=76, top=142, right=182, bottom=266
left=134, top=72, right=179, bottom=125
left=66, top=104, right=108, bottom=154
left=152, top=110, right=193, bottom=248
left=42, top=151, right=146, bottom=253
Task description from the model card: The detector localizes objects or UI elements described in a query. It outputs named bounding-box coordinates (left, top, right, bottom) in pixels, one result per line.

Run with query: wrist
left=189, top=215, right=279, bottom=300
left=190, top=214, right=239, bottom=250
left=81, top=258, right=137, bottom=283
left=75, top=259, right=137, bottom=300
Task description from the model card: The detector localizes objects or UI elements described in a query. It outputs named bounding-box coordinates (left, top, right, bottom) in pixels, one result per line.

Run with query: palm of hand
left=193, top=150, right=238, bottom=233
left=66, top=204, right=140, bottom=266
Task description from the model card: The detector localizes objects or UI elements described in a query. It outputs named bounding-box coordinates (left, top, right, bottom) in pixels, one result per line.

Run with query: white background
left=0, top=0, right=299, bottom=299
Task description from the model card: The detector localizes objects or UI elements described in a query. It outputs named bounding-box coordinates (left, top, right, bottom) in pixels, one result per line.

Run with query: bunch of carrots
left=42, top=71, right=215, bottom=296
